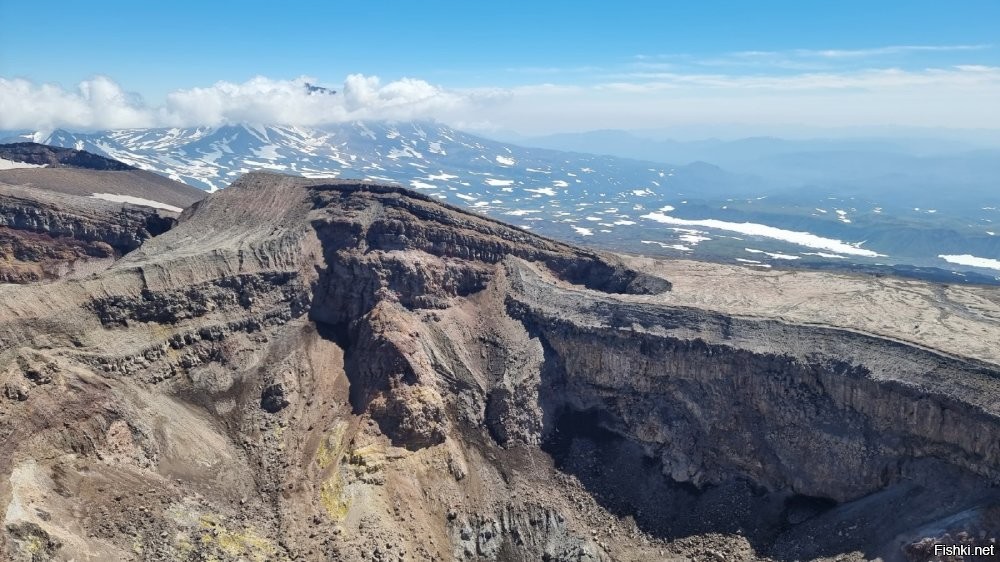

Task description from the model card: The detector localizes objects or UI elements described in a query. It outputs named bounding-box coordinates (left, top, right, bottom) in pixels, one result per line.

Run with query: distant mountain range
left=516, top=129, right=1000, bottom=210
left=3, top=122, right=998, bottom=283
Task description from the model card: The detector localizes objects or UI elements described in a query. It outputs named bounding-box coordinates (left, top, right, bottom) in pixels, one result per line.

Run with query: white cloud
left=3, top=55, right=1000, bottom=135
left=0, top=74, right=496, bottom=130
left=599, top=65, right=1000, bottom=91
left=491, top=65, right=1000, bottom=133
left=0, top=76, right=156, bottom=130
left=793, top=44, right=992, bottom=59
left=632, top=44, right=996, bottom=75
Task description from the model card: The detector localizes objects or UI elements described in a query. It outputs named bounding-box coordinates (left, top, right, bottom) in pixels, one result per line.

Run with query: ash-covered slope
left=1, top=172, right=999, bottom=562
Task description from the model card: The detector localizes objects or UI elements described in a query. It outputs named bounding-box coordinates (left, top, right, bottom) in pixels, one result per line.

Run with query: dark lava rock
left=261, top=384, right=290, bottom=413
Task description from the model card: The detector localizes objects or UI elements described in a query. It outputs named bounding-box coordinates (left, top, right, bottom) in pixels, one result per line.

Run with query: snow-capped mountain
left=11, top=122, right=999, bottom=283
left=33, top=122, right=678, bottom=192
left=25, top=122, right=743, bottom=242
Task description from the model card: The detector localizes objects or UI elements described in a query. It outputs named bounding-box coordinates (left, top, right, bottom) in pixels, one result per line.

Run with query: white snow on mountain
left=641, top=212, right=881, bottom=257
left=25, top=120, right=1000, bottom=279
left=939, top=254, right=1000, bottom=271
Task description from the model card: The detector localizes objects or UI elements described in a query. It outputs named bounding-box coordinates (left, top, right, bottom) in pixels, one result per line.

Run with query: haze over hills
left=512, top=129, right=1000, bottom=213
left=6, top=122, right=997, bottom=283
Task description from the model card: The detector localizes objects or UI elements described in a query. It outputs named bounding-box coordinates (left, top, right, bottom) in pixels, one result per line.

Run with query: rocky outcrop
left=303, top=181, right=669, bottom=452
left=0, top=183, right=176, bottom=282
left=1, top=171, right=998, bottom=562
left=501, top=259, right=1000, bottom=558
left=0, top=145, right=203, bottom=283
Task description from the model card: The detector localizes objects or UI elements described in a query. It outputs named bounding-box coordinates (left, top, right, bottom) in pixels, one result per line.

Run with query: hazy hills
left=3, top=122, right=998, bottom=283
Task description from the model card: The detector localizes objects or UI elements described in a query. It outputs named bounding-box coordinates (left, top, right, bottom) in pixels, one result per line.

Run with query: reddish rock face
left=0, top=189, right=175, bottom=282
left=0, top=171, right=998, bottom=562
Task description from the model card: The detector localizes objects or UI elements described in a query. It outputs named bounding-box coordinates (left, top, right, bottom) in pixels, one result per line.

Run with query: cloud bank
left=2, top=57, right=999, bottom=134
left=0, top=74, right=496, bottom=130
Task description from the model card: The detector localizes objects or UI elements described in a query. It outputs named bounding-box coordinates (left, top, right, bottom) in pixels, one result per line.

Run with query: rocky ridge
left=0, top=142, right=137, bottom=171
left=0, top=171, right=998, bottom=561
left=0, top=182, right=177, bottom=282
left=0, top=146, right=205, bottom=283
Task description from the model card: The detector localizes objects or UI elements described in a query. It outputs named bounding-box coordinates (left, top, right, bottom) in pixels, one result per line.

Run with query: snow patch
left=672, top=228, right=711, bottom=245
left=387, top=146, right=423, bottom=160
left=90, top=193, right=183, bottom=212
left=525, top=187, right=557, bottom=196
left=642, top=240, right=693, bottom=252
left=253, top=144, right=281, bottom=160
left=640, top=213, right=883, bottom=257
left=745, top=248, right=800, bottom=260
left=938, top=254, right=1000, bottom=271
left=802, top=252, right=848, bottom=259
left=0, top=158, right=46, bottom=170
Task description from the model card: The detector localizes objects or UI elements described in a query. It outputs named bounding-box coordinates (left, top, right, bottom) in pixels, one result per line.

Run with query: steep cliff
left=1, top=172, right=998, bottom=561
left=0, top=148, right=204, bottom=283
left=0, top=183, right=177, bottom=282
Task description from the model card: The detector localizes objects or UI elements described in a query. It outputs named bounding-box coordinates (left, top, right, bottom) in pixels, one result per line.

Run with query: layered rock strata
left=0, top=172, right=997, bottom=561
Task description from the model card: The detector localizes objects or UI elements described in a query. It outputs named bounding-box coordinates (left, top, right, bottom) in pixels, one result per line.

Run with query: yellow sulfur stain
left=24, top=535, right=44, bottom=554
left=192, top=514, right=282, bottom=562
left=319, top=470, right=350, bottom=521
left=315, top=421, right=348, bottom=469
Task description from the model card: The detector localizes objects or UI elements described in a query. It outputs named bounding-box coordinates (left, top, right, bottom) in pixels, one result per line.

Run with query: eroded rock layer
left=1, top=172, right=998, bottom=562
left=0, top=183, right=177, bottom=282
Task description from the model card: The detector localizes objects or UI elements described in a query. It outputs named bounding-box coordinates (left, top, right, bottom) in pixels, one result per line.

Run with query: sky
left=1, top=0, right=999, bottom=135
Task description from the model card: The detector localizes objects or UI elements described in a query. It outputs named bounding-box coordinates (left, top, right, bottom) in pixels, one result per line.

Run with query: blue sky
left=1, top=0, right=999, bottom=133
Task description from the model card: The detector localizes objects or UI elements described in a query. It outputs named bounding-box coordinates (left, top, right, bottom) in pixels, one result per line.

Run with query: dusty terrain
left=1, top=171, right=999, bottom=561
left=626, top=257, right=1000, bottom=366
